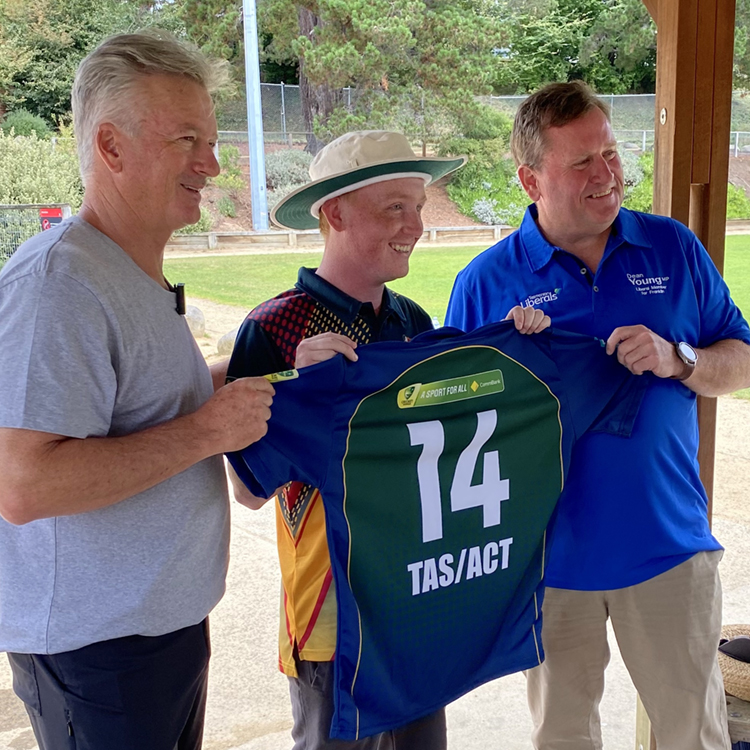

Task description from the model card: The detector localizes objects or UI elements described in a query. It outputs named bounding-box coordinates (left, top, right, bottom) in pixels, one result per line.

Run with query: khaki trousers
left=527, top=551, right=730, bottom=750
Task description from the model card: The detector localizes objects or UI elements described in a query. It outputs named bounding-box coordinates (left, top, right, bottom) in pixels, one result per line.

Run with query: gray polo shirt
left=0, top=217, right=229, bottom=654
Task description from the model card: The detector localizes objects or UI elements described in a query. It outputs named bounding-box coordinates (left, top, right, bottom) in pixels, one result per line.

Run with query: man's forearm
left=686, top=339, right=750, bottom=396
left=0, top=414, right=217, bottom=525
left=227, top=463, right=271, bottom=510
left=210, top=359, right=229, bottom=392
left=0, top=376, right=274, bottom=525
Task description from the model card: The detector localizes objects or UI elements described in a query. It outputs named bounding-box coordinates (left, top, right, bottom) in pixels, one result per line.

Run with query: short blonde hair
left=510, top=81, right=610, bottom=169
left=72, top=30, right=228, bottom=184
left=319, top=212, right=331, bottom=239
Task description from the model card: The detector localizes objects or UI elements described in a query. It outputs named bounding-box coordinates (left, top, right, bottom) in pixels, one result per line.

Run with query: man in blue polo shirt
left=447, top=81, right=750, bottom=750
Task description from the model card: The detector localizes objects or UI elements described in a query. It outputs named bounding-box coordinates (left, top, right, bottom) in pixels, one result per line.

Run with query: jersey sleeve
left=678, top=223, right=750, bottom=347
left=545, top=330, right=649, bottom=440
left=0, top=271, right=116, bottom=438
left=226, top=357, right=345, bottom=498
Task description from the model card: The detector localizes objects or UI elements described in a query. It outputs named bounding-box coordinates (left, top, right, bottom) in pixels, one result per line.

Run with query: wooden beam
left=642, top=0, right=658, bottom=24
left=696, top=0, right=736, bottom=506
left=642, top=0, right=736, bottom=742
left=652, top=0, right=698, bottom=222
left=635, top=696, right=657, bottom=750
left=651, top=0, right=735, bottom=507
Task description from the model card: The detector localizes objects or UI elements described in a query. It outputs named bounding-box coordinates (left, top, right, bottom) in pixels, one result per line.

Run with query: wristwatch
left=672, top=341, right=698, bottom=381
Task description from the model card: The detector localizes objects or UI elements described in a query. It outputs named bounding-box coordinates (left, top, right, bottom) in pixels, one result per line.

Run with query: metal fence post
left=280, top=82, right=288, bottom=144
left=735, top=131, right=740, bottom=158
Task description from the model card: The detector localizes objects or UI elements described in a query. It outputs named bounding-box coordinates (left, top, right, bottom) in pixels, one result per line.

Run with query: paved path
left=2, top=397, right=749, bottom=750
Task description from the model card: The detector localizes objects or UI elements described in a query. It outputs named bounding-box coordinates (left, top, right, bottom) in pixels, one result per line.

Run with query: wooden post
left=636, top=0, right=735, bottom=750
left=638, top=0, right=736, bottom=742
left=635, top=696, right=657, bottom=750
left=651, top=0, right=735, bottom=514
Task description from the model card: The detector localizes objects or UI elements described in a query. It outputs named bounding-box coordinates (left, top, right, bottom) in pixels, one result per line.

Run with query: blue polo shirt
left=447, top=205, right=750, bottom=590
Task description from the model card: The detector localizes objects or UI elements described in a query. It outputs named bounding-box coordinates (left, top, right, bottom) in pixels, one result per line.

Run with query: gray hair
left=510, top=81, right=611, bottom=170
left=72, top=30, right=229, bottom=184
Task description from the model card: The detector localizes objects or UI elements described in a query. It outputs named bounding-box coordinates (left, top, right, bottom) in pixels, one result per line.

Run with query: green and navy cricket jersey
left=447, top=206, right=750, bottom=591
left=228, top=321, right=647, bottom=739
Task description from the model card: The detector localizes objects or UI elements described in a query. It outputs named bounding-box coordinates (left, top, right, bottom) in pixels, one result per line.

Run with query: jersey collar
left=519, top=204, right=653, bottom=274
left=296, top=267, right=407, bottom=325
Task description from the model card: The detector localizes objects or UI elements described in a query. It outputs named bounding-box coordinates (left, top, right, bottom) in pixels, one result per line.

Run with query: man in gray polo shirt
left=0, top=32, right=274, bottom=749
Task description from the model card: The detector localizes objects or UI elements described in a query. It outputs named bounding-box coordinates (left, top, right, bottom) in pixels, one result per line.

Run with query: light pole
left=243, top=0, right=269, bottom=230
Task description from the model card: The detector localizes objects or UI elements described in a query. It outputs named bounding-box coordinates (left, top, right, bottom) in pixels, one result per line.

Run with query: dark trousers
left=289, top=658, right=447, bottom=750
left=7, top=619, right=211, bottom=750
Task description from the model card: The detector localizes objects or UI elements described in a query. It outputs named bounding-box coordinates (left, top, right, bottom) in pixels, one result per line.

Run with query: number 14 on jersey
left=407, top=409, right=510, bottom=544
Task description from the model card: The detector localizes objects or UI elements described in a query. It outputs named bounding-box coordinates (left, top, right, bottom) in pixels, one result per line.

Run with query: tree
left=255, top=0, right=507, bottom=152
left=0, top=0, right=183, bottom=123
left=489, top=0, right=656, bottom=95
left=735, top=0, right=750, bottom=91
left=181, top=0, right=243, bottom=76
left=578, top=0, right=656, bottom=93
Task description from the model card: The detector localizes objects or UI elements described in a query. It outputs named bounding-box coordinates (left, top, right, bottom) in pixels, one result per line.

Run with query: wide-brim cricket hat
left=271, top=130, right=467, bottom=230
left=719, top=624, right=750, bottom=702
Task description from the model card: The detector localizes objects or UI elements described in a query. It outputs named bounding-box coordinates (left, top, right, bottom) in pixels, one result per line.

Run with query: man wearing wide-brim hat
left=226, top=130, right=548, bottom=748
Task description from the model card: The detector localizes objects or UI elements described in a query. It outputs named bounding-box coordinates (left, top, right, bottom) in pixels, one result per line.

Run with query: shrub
left=621, top=150, right=748, bottom=219
left=436, top=104, right=523, bottom=225
left=0, top=130, right=83, bottom=209
left=217, top=195, right=237, bottom=218
left=173, top=207, right=213, bottom=235
left=622, top=151, right=654, bottom=214
left=1, top=109, right=51, bottom=139
left=447, top=154, right=528, bottom=227
left=265, top=149, right=312, bottom=191
left=471, top=196, right=527, bottom=227
left=726, top=183, right=750, bottom=219
left=213, top=144, right=245, bottom=192
left=267, top=183, right=303, bottom=211
left=459, top=106, right=513, bottom=143
left=620, top=150, right=644, bottom=189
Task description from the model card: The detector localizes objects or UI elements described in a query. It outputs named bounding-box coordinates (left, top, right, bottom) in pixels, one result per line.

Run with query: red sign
left=39, top=207, right=64, bottom=231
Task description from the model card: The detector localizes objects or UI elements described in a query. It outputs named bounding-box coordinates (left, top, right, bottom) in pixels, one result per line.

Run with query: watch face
left=677, top=341, right=698, bottom=364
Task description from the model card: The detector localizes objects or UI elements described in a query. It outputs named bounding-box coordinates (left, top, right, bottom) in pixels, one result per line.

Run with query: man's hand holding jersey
left=294, top=308, right=552, bottom=372
left=295, top=332, right=359, bottom=368
left=230, top=308, right=549, bottom=511
left=195, top=376, right=275, bottom=453
left=505, top=305, right=551, bottom=334
left=606, top=323, right=750, bottom=396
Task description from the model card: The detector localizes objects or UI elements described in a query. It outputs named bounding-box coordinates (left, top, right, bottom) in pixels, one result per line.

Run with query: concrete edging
left=168, top=221, right=750, bottom=255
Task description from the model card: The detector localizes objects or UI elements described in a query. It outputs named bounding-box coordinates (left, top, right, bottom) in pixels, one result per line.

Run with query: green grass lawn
left=725, top=236, right=750, bottom=318
left=165, top=239, right=750, bottom=397
left=725, top=236, right=750, bottom=398
left=163, top=246, right=488, bottom=324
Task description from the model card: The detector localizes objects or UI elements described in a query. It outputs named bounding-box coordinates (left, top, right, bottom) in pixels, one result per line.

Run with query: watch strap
left=672, top=342, right=696, bottom=381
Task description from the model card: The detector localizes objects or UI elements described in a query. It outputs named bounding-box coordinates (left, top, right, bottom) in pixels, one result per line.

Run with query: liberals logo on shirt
left=626, top=272, right=670, bottom=296
left=521, top=288, right=561, bottom=308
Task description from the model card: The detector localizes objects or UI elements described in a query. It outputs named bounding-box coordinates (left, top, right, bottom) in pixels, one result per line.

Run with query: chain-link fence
left=217, top=83, right=356, bottom=144
left=486, top=93, right=750, bottom=153
left=0, top=205, right=71, bottom=266
left=226, top=86, right=750, bottom=153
